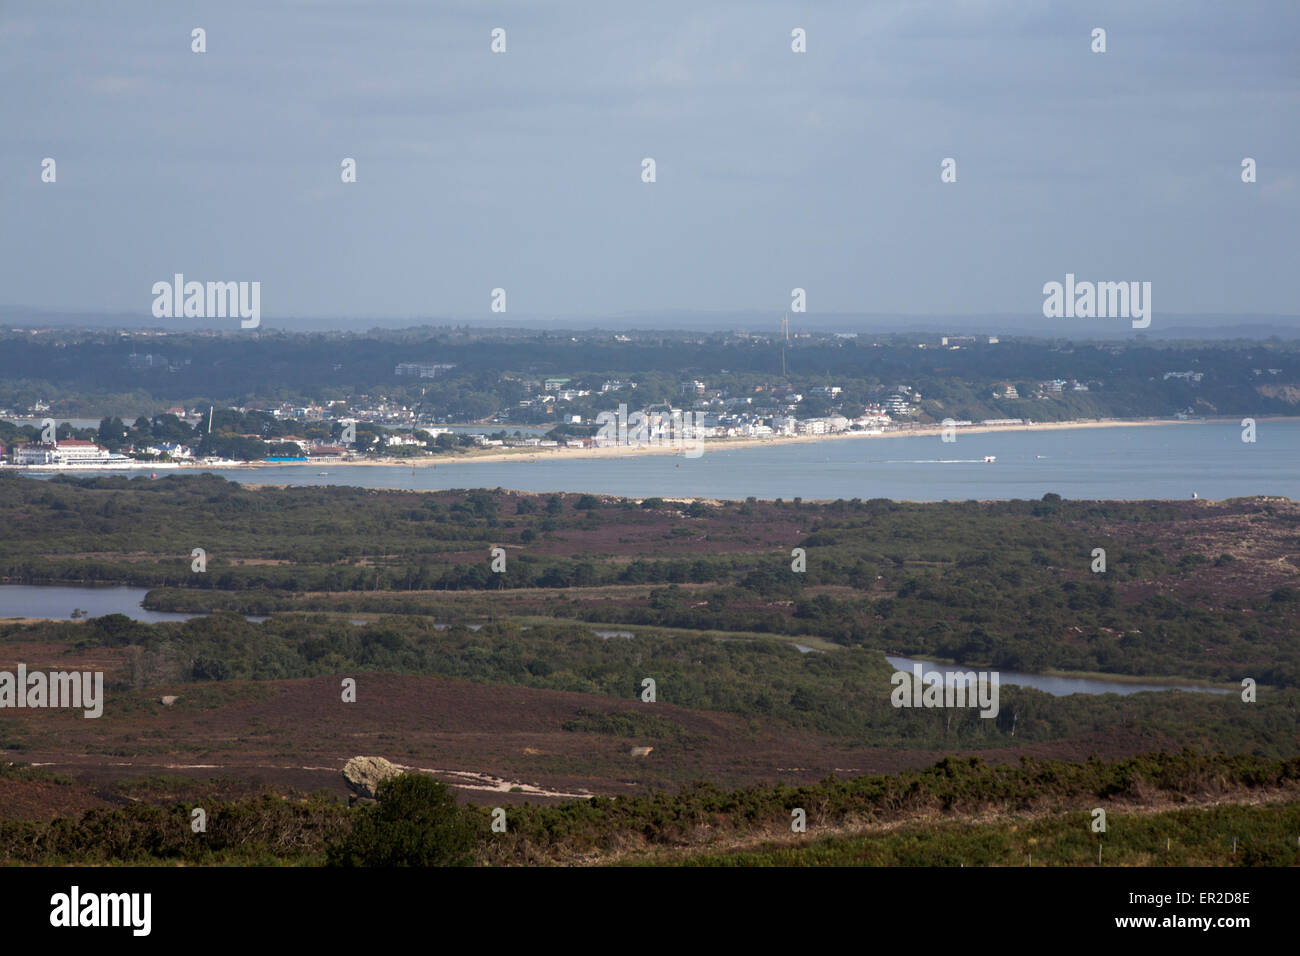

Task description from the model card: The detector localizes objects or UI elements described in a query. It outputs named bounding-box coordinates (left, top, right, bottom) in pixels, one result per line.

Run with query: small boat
left=983, top=456, right=996, bottom=463
left=318, top=471, right=329, bottom=476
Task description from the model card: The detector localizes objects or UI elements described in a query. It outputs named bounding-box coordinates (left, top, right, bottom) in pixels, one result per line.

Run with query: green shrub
left=327, top=774, right=479, bottom=867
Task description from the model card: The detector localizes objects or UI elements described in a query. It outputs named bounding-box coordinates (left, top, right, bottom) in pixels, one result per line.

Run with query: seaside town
left=0, top=366, right=1082, bottom=469
left=0, top=344, right=1238, bottom=470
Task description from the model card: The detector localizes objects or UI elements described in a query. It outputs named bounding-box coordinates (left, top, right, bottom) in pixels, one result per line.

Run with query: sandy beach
left=221, top=416, right=1241, bottom=469
left=6, top=416, right=1275, bottom=474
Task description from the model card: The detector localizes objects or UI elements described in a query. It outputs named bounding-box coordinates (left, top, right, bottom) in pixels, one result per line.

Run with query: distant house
left=886, top=394, right=913, bottom=415
left=310, top=445, right=348, bottom=459
left=395, top=362, right=456, bottom=378
left=853, top=413, right=891, bottom=428
left=144, top=443, right=193, bottom=458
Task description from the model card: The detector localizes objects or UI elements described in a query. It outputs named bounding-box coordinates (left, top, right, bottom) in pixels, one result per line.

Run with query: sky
left=1, top=0, right=1297, bottom=327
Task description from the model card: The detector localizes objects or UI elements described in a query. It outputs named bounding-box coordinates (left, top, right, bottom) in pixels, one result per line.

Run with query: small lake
left=886, top=655, right=1234, bottom=697
left=0, top=585, right=264, bottom=623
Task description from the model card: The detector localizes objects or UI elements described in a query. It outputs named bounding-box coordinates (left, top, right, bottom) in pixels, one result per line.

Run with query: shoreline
left=3, top=415, right=1290, bottom=472
left=361, top=416, right=1248, bottom=467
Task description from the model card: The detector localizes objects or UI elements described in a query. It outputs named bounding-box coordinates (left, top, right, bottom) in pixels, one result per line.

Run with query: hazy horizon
left=4, top=304, right=1300, bottom=341
left=3, top=1, right=1297, bottom=326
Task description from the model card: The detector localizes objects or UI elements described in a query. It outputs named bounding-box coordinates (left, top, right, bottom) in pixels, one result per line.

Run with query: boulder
left=343, top=755, right=404, bottom=798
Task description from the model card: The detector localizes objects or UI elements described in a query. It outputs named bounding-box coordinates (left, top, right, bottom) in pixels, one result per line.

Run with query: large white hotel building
left=13, top=439, right=111, bottom=466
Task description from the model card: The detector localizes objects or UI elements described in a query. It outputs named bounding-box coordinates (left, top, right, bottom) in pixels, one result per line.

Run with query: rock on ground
left=342, top=756, right=404, bottom=798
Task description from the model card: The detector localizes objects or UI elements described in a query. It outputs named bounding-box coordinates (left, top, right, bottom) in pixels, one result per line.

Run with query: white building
left=144, top=443, right=194, bottom=458
left=55, top=440, right=111, bottom=463
left=15, top=440, right=111, bottom=465
left=14, top=443, right=56, bottom=465
left=395, top=362, right=456, bottom=378
left=854, top=413, right=892, bottom=428
left=886, top=394, right=913, bottom=415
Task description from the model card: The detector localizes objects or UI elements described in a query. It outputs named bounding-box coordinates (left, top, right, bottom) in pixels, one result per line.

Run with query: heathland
left=1, top=474, right=1297, bottom=864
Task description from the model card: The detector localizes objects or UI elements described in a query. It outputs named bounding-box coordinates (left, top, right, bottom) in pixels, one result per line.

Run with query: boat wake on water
left=881, top=458, right=998, bottom=464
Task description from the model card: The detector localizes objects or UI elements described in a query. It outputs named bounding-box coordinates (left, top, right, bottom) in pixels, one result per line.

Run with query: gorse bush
left=326, top=774, right=480, bottom=867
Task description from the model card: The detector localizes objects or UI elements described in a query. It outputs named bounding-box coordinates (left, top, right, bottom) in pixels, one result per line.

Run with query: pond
left=886, top=655, right=1234, bottom=697
left=0, top=585, right=265, bottom=623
